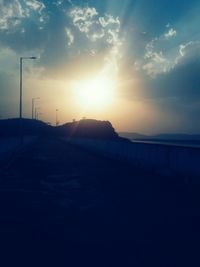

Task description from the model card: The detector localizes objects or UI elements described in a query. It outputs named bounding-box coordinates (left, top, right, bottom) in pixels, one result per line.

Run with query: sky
left=0, top=0, right=200, bottom=134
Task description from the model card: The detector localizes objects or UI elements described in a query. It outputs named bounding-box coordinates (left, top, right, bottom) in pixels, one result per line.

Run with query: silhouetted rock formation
left=0, top=118, right=129, bottom=141
left=56, top=119, right=119, bottom=139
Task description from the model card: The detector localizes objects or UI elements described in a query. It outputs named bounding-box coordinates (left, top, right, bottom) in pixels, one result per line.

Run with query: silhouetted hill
left=152, top=133, right=200, bottom=140
left=0, top=118, right=128, bottom=141
left=119, top=132, right=200, bottom=141
left=119, top=132, right=149, bottom=140
left=56, top=119, right=119, bottom=140
left=0, top=118, right=50, bottom=137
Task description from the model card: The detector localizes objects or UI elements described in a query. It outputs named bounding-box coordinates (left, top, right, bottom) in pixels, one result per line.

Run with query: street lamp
left=56, top=109, right=59, bottom=126
left=19, top=56, right=37, bottom=119
left=32, top=97, right=40, bottom=119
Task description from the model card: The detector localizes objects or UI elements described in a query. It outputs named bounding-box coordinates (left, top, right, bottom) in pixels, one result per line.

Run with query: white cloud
left=142, top=43, right=172, bottom=76
left=0, top=0, right=48, bottom=32
left=26, top=0, right=48, bottom=26
left=65, top=28, right=74, bottom=46
left=179, top=41, right=200, bottom=57
left=143, top=38, right=172, bottom=75
left=143, top=49, right=172, bottom=76
left=141, top=38, right=200, bottom=77
left=69, top=7, right=98, bottom=33
left=26, top=0, right=44, bottom=12
left=99, top=14, right=120, bottom=29
left=69, top=6, right=121, bottom=47
left=107, top=29, right=119, bottom=45
left=0, top=0, right=27, bottom=30
left=140, top=4, right=200, bottom=78
left=140, top=26, right=180, bottom=76
left=164, top=28, right=177, bottom=39
left=89, top=29, right=105, bottom=42
left=68, top=6, right=123, bottom=77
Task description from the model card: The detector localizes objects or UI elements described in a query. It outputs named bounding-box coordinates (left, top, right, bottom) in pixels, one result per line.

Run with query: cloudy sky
left=0, top=0, right=200, bottom=134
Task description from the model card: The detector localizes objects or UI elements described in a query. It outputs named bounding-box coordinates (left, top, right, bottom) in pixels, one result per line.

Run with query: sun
left=73, top=75, right=115, bottom=110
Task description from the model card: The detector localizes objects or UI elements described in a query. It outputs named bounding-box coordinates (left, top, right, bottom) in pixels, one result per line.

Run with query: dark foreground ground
left=0, top=137, right=200, bottom=267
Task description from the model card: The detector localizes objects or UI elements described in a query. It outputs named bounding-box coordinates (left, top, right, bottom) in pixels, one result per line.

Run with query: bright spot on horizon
left=72, top=75, right=115, bottom=110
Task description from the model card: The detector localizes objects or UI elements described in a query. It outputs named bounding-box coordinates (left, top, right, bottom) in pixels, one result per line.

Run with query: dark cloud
left=146, top=57, right=200, bottom=102
left=129, top=56, right=200, bottom=132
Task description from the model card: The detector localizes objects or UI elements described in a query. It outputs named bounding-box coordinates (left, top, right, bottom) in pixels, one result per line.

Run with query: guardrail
left=66, top=138, right=200, bottom=178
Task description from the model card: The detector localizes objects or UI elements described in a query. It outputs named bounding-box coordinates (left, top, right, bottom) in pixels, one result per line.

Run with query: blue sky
left=0, top=0, right=200, bottom=134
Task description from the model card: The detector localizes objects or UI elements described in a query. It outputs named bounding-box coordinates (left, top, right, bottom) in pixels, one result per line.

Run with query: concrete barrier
left=66, top=138, right=200, bottom=178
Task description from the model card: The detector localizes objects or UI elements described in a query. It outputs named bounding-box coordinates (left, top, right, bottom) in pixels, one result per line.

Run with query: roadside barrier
left=66, top=138, right=200, bottom=178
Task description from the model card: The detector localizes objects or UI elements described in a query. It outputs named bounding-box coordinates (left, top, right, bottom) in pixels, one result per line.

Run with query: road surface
left=0, top=137, right=199, bottom=267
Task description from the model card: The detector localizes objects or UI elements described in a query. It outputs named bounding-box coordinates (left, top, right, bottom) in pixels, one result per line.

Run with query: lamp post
left=32, top=97, right=40, bottom=119
left=19, top=56, right=37, bottom=119
left=19, top=56, right=37, bottom=145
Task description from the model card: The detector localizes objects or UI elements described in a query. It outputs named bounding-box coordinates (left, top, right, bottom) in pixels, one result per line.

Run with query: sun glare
left=73, top=75, right=115, bottom=110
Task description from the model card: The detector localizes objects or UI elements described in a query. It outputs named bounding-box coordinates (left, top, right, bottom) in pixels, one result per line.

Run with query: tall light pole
left=32, top=97, right=40, bottom=119
left=19, top=56, right=37, bottom=119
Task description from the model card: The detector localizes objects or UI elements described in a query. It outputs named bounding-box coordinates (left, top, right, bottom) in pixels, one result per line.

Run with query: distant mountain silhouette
left=119, top=132, right=149, bottom=140
left=0, top=118, right=128, bottom=141
left=120, top=132, right=200, bottom=141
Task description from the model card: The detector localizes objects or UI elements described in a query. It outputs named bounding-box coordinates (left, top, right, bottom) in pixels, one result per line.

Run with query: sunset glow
left=0, top=0, right=199, bottom=133
left=72, top=75, right=115, bottom=110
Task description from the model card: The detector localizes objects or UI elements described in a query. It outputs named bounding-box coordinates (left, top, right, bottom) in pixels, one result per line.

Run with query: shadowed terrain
left=0, top=119, right=122, bottom=140
left=0, top=137, right=200, bottom=266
